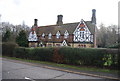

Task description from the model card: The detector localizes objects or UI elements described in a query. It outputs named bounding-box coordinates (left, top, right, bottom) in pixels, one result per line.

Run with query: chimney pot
left=91, top=9, right=96, bottom=24
left=34, top=19, right=38, bottom=26
left=57, top=15, right=63, bottom=25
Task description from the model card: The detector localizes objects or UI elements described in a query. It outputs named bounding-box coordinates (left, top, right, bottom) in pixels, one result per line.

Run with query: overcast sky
left=0, top=0, right=119, bottom=27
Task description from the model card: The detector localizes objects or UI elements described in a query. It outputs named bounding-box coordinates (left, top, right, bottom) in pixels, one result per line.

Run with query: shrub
left=58, top=47, right=106, bottom=67
left=53, top=47, right=64, bottom=63
left=13, top=47, right=54, bottom=61
left=12, top=47, right=118, bottom=69
left=32, top=47, right=53, bottom=61
left=2, top=42, right=18, bottom=56
left=13, top=47, right=27, bottom=59
left=25, top=48, right=36, bottom=60
left=108, top=43, right=120, bottom=48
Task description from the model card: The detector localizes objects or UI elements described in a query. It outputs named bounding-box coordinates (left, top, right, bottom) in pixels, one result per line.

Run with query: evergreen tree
left=2, top=30, right=11, bottom=42
left=16, top=30, right=28, bottom=47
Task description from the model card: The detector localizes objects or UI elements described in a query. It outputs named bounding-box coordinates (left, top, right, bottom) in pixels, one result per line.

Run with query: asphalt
left=2, top=57, right=120, bottom=80
left=2, top=58, right=101, bottom=80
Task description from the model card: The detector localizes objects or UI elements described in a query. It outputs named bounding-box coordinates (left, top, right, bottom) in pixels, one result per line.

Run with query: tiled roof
left=36, top=21, right=95, bottom=35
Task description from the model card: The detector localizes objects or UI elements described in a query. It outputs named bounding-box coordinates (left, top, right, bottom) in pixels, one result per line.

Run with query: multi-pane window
left=64, top=30, right=69, bottom=39
left=28, top=31, right=38, bottom=41
left=42, top=33, right=45, bottom=38
left=56, top=31, right=60, bottom=39
left=48, top=33, right=52, bottom=39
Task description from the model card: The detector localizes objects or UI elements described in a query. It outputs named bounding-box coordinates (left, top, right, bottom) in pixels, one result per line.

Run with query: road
left=1, top=58, right=118, bottom=81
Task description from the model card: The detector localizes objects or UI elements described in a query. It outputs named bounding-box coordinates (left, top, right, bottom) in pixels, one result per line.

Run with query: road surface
left=1, top=58, right=118, bottom=81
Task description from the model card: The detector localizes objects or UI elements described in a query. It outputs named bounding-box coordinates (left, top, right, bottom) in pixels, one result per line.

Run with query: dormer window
left=64, top=30, right=69, bottom=39
left=28, top=31, right=38, bottom=41
left=56, top=31, right=60, bottom=39
left=48, top=33, right=52, bottom=39
left=61, top=40, right=68, bottom=46
left=42, top=33, right=45, bottom=38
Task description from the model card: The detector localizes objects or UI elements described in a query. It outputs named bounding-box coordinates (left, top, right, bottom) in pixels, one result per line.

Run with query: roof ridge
left=38, top=22, right=80, bottom=28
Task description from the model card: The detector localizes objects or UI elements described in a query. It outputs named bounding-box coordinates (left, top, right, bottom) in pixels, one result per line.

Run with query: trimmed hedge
left=13, top=47, right=27, bottom=59
left=4, top=46, right=119, bottom=69
left=2, top=42, right=18, bottom=56
left=108, top=43, right=120, bottom=48
left=58, top=47, right=119, bottom=69
left=58, top=47, right=106, bottom=67
left=13, top=47, right=54, bottom=62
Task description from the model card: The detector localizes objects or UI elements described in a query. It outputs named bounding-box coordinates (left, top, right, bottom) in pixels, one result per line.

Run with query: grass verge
left=2, top=56, right=118, bottom=74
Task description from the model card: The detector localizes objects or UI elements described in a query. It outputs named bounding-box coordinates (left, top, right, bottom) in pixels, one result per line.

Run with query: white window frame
left=28, top=31, right=38, bottom=41
left=42, top=33, right=45, bottom=38
left=56, top=31, right=60, bottom=39
left=64, top=30, right=69, bottom=39
left=48, top=33, right=52, bottom=39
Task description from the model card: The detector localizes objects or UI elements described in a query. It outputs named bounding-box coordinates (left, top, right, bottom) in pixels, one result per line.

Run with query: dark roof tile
left=36, top=21, right=95, bottom=35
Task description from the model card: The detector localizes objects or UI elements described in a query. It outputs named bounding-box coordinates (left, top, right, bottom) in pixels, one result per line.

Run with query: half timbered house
left=28, top=9, right=97, bottom=48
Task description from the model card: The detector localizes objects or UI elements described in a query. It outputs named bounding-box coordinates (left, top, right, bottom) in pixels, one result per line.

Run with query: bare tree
left=97, top=23, right=118, bottom=48
left=1, top=21, right=30, bottom=43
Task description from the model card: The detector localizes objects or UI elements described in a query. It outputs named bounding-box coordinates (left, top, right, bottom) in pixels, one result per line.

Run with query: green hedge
left=58, top=48, right=106, bottom=67
left=13, top=47, right=27, bottom=59
left=13, top=47, right=54, bottom=62
left=2, top=42, right=18, bottom=56
left=108, top=43, right=120, bottom=48
left=58, top=47, right=119, bottom=69
left=6, top=47, right=119, bottom=69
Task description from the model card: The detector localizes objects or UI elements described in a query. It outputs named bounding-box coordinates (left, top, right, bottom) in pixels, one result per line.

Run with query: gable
left=64, top=30, right=69, bottom=38
left=42, top=33, right=45, bottom=36
left=28, top=31, right=38, bottom=41
left=64, top=30, right=69, bottom=35
left=61, top=40, right=68, bottom=46
left=73, top=19, right=94, bottom=43
left=56, top=31, right=60, bottom=35
left=56, top=31, right=61, bottom=38
left=73, top=19, right=91, bottom=34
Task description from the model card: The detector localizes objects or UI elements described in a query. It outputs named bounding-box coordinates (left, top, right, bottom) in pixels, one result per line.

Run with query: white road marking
left=25, top=77, right=30, bottom=80
left=25, top=77, right=36, bottom=81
